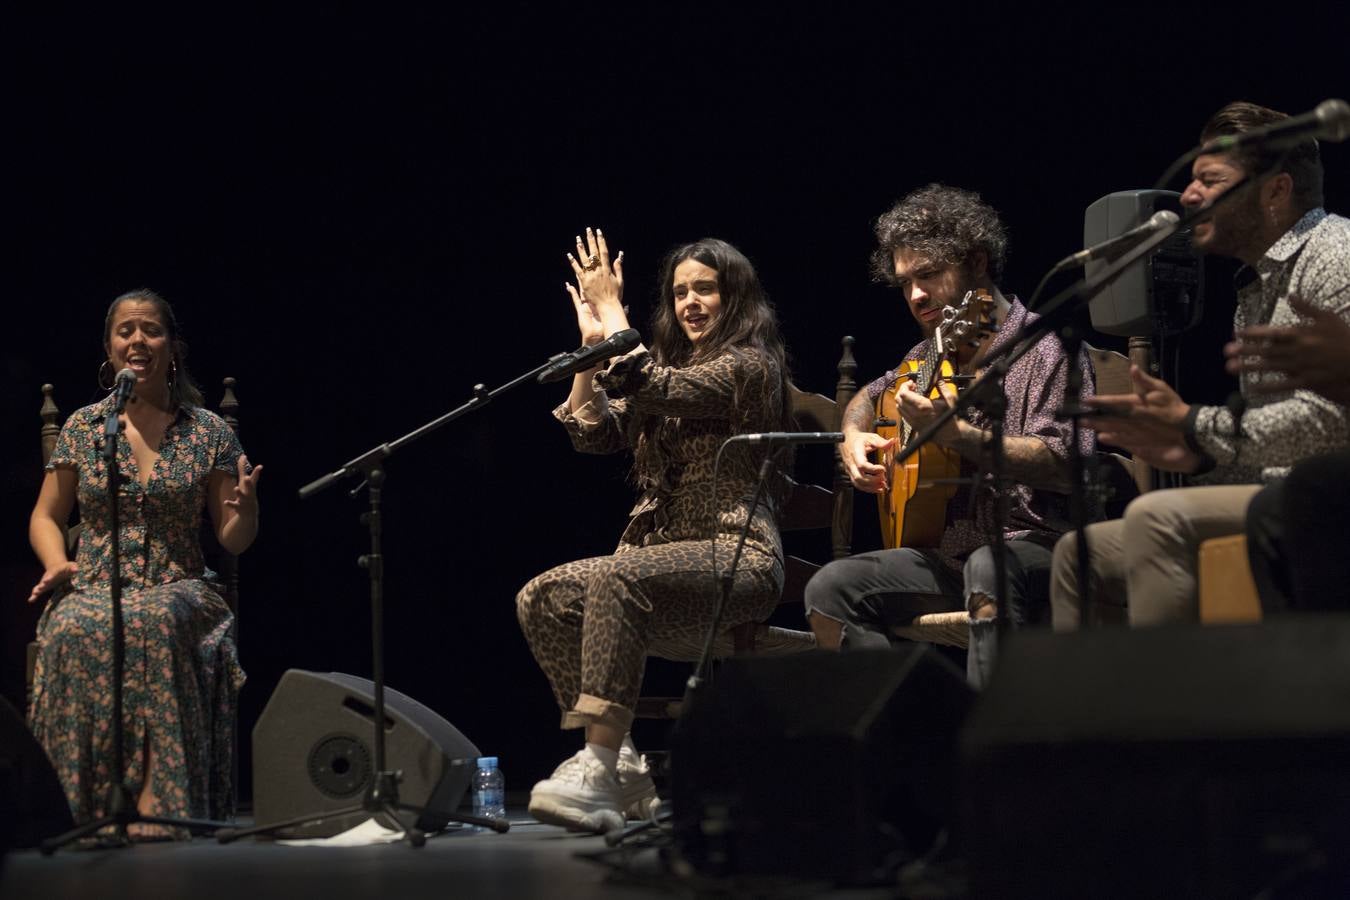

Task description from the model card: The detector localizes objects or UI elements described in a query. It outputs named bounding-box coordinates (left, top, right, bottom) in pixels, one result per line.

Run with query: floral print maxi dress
left=29, top=396, right=247, bottom=825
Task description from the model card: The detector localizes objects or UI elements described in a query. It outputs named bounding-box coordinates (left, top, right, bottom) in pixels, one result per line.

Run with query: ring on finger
left=582, top=254, right=600, bottom=271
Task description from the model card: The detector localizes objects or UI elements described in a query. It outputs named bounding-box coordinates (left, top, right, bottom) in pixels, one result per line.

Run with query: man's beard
left=1194, top=189, right=1264, bottom=260
left=918, top=281, right=976, bottom=340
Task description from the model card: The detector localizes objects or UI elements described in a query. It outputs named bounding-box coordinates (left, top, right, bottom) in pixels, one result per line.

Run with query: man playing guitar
left=805, top=184, right=1095, bottom=687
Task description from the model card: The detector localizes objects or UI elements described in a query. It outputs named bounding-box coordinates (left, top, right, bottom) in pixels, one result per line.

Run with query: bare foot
left=127, top=822, right=177, bottom=841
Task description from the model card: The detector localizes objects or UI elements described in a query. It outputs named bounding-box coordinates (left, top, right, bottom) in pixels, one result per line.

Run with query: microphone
left=1199, top=98, right=1350, bottom=154
left=726, top=432, right=845, bottom=445
left=112, top=368, right=137, bottom=412
left=537, top=328, right=642, bottom=384
left=1067, top=210, right=1180, bottom=266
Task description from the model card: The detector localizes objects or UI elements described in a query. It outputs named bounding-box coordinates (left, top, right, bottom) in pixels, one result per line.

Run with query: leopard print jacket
left=553, top=345, right=786, bottom=561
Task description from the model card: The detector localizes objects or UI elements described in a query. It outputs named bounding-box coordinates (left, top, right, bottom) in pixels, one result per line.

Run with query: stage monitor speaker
left=0, top=694, right=74, bottom=849
left=672, top=647, right=973, bottom=886
left=1085, top=189, right=1203, bottom=336
left=961, top=619, right=1350, bottom=898
left=252, top=670, right=480, bottom=838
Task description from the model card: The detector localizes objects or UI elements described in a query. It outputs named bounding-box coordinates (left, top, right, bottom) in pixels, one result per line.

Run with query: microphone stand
left=607, top=446, right=781, bottom=849
left=688, top=452, right=778, bottom=696
left=42, top=396, right=230, bottom=853
left=217, top=355, right=581, bottom=847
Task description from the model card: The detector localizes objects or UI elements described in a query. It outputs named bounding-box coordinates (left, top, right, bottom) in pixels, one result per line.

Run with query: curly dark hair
left=1200, top=101, right=1324, bottom=212
left=103, top=288, right=205, bottom=408
left=630, top=238, right=794, bottom=489
left=869, top=184, right=1009, bottom=285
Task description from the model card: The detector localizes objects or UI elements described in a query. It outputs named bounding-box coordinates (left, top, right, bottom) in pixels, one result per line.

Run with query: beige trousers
left=1050, top=484, right=1262, bottom=629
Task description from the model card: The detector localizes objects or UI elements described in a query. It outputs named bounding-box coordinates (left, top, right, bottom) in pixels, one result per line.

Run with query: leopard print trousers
left=516, top=537, right=783, bottom=732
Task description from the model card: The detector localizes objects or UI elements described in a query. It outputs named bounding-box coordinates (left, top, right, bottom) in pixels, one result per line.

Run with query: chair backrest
left=1084, top=345, right=1149, bottom=513
left=39, top=385, right=85, bottom=559
left=778, top=337, right=858, bottom=605
left=212, top=379, right=241, bottom=615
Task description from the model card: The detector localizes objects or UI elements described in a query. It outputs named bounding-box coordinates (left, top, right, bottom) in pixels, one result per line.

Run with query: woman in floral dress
left=27, top=289, right=263, bottom=836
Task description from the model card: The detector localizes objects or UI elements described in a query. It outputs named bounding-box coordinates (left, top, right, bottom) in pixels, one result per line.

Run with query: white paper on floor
left=276, top=817, right=405, bottom=847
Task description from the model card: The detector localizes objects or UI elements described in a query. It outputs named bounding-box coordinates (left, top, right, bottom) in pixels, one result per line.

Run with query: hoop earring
left=98, top=360, right=116, bottom=390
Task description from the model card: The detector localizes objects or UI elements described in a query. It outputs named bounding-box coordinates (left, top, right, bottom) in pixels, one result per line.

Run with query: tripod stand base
left=41, top=811, right=230, bottom=854
left=217, top=772, right=509, bottom=846
left=217, top=802, right=424, bottom=847
left=605, top=808, right=672, bottom=847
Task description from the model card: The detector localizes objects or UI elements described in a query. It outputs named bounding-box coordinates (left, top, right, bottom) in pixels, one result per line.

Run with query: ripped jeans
left=802, top=540, right=1054, bottom=689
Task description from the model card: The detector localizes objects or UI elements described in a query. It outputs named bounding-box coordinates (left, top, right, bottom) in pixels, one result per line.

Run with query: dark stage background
left=5, top=5, right=1347, bottom=796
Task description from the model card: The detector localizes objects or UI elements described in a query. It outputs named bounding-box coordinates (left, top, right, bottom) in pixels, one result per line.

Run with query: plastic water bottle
left=472, top=756, right=506, bottom=826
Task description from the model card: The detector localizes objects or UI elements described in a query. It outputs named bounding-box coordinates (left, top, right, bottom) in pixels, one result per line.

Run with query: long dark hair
left=103, top=288, right=204, bottom=409
left=631, top=239, right=794, bottom=487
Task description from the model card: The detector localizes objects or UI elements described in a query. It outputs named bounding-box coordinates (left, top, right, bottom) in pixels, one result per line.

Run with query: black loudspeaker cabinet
left=0, top=694, right=74, bottom=849
left=672, top=647, right=973, bottom=886
left=252, top=670, right=480, bottom=838
left=1085, top=189, right=1203, bottom=337
left=961, top=620, right=1350, bottom=898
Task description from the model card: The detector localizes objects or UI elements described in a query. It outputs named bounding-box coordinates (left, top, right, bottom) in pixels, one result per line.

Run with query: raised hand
left=223, top=454, right=263, bottom=516
left=29, top=561, right=77, bottom=604
left=565, top=280, right=606, bottom=346
left=567, top=227, right=627, bottom=333
left=1224, top=295, right=1350, bottom=404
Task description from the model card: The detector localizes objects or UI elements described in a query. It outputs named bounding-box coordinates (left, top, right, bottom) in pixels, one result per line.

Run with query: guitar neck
left=915, top=341, right=942, bottom=394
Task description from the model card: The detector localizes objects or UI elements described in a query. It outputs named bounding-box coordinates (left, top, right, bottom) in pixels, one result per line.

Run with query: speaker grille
left=307, top=733, right=371, bottom=799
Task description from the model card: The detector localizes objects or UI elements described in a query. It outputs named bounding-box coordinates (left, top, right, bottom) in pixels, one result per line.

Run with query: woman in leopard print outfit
left=517, top=229, right=793, bottom=832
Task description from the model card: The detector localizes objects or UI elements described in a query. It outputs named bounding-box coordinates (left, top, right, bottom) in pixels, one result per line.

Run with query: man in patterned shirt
left=805, top=184, right=1094, bottom=687
left=1050, top=101, right=1350, bottom=628
left=1230, top=297, right=1350, bottom=610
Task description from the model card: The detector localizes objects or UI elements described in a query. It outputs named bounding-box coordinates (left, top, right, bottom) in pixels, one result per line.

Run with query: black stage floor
left=2, top=804, right=903, bottom=900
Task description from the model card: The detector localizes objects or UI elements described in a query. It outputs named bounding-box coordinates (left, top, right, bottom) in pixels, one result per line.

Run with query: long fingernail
left=596, top=228, right=603, bottom=236
left=617, top=251, right=624, bottom=260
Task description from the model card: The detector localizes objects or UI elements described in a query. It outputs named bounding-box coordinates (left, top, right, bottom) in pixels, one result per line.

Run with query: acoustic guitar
left=874, top=289, right=995, bottom=549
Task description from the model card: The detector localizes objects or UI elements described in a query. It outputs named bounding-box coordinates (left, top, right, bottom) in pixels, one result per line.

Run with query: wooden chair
left=1197, top=534, right=1262, bottom=622
left=24, top=378, right=243, bottom=711
left=727, top=341, right=860, bottom=654
left=633, top=338, right=859, bottom=718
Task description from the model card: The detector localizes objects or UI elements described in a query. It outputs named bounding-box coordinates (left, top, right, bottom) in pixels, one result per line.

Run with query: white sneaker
left=617, top=741, right=660, bottom=821
left=527, top=749, right=625, bottom=833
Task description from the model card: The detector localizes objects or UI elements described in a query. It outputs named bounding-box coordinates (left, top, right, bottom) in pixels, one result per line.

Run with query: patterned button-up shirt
left=863, top=294, right=1096, bottom=566
left=1192, top=208, right=1350, bottom=483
